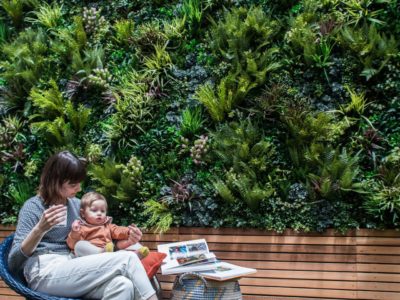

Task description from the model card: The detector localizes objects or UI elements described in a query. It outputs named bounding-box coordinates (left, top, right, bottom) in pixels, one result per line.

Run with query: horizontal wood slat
left=1, top=226, right=400, bottom=299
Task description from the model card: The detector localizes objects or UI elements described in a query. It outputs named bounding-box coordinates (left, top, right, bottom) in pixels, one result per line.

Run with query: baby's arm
left=113, top=224, right=142, bottom=250
left=66, top=220, right=84, bottom=250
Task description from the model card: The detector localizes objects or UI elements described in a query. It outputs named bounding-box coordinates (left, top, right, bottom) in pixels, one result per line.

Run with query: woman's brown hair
left=39, top=151, right=87, bottom=206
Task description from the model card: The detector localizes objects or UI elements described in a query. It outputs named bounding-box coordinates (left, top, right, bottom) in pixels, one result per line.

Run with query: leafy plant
left=342, top=0, right=391, bottom=26
left=25, top=2, right=63, bottom=29
left=209, top=6, right=281, bottom=85
left=210, top=120, right=278, bottom=209
left=29, top=81, right=91, bottom=147
left=0, top=21, right=8, bottom=44
left=6, top=180, right=33, bottom=208
left=132, top=21, right=167, bottom=55
left=143, top=199, right=173, bottom=233
left=113, top=19, right=135, bottom=46
left=340, top=86, right=369, bottom=116
left=311, top=39, right=335, bottom=83
left=180, top=107, right=204, bottom=137
left=1, top=0, right=26, bottom=27
left=143, top=43, right=173, bottom=83
left=338, top=23, right=398, bottom=80
left=213, top=171, right=275, bottom=210
left=180, top=0, right=202, bottom=35
left=364, top=147, right=400, bottom=225
left=195, top=73, right=256, bottom=122
left=1, top=28, right=51, bottom=110
left=105, top=70, right=156, bottom=148
left=364, top=181, right=400, bottom=225
left=89, top=157, right=143, bottom=216
left=305, top=145, right=366, bottom=200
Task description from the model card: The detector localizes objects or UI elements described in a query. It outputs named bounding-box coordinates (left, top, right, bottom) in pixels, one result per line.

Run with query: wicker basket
left=170, top=272, right=242, bottom=300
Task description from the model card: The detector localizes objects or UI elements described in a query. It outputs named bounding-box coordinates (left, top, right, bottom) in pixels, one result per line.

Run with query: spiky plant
left=25, top=2, right=63, bottom=29
left=180, top=0, right=203, bottom=34
left=209, top=6, right=281, bottom=84
left=89, top=157, right=143, bottom=214
left=113, top=19, right=135, bottom=46
left=180, top=107, right=204, bottom=137
left=339, top=23, right=397, bottom=79
left=1, top=0, right=26, bottom=27
left=210, top=120, right=278, bottom=209
left=143, top=199, right=173, bottom=233
left=1, top=28, right=51, bottom=110
left=340, top=86, right=369, bottom=116
left=29, top=81, right=91, bottom=147
left=195, top=73, right=255, bottom=122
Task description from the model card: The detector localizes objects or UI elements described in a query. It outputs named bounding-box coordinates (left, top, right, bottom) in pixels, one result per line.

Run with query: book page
left=199, top=262, right=257, bottom=281
left=158, top=239, right=218, bottom=274
left=157, top=239, right=209, bottom=261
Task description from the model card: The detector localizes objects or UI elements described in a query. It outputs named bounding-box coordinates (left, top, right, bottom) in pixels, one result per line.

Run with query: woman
left=8, top=150, right=157, bottom=300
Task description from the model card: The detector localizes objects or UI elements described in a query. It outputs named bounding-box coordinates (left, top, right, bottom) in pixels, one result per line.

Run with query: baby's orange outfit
left=67, top=217, right=129, bottom=251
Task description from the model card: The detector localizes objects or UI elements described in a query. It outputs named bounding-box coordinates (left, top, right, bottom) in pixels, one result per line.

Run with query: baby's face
left=83, top=199, right=107, bottom=225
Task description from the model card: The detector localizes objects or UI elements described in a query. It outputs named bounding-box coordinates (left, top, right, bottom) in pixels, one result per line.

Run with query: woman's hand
left=71, top=220, right=81, bottom=232
left=128, top=224, right=142, bottom=244
left=37, top=205, right=67, bottom=233
left=21, top=205, right=67, bottom=256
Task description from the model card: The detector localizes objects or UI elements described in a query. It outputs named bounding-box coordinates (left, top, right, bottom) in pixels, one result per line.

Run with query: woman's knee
left=118, top=250, right=141, bottom=265
left=104, top=276, right=134, bottom=299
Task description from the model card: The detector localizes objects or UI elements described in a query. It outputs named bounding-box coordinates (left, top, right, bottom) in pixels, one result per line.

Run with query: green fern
left=113, top=19, right=135, bottom=46
left=29, top=80, right=64, bottom=119
left=89, top=158, right=142, bottom=211
left=65, top=101, right=90, bottom=134
left=1, top=28, right=50, bottom=109
left=339, top=23, right=397, bottom=80
left=29, top=81, right=91, bottom=146
left=143, top=199, right=173, bottom=233
left=209, top=6, right=281, bottom=87
left=213, top=180, right=236, bottom=203
left=211, top=120, right=275, bottom=175
left=195, top=73, right=256, bottom=122
left=25, top=2, right=63, bottom=29
left=52, top=16, right=87, bottom=67
left=305, top=145, right=366, bottom=200
left=180, top=0, right=202, bottom=34
left=210, top=120, right=277, bottom=209
left=105, top=70, right=156, bottom=148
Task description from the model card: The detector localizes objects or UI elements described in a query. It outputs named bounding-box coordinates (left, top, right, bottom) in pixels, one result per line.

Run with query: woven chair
left=0, top=234, right=76, bottom=300
left=0, top=234, right=162, bottom=300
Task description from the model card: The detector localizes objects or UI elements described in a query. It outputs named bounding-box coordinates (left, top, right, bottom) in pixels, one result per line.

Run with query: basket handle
left=178, top=272, right=208, bottom=290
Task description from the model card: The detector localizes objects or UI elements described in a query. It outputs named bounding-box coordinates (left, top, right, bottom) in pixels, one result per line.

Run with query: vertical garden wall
left=0, top=0, right=399, bottom=232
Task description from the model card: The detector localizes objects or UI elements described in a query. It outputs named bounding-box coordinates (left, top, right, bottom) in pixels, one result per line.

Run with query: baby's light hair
left=80, top=191, right=108, bottom=212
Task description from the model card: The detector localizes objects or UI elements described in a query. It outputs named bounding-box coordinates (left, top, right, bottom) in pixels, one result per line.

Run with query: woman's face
left=59, top=181, right=82, bottom=200
left=82, top=200, right=107, bottom=225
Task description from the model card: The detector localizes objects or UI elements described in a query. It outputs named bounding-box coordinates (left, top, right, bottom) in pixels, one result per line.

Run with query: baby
left=67, top=191, right=149, bottom=258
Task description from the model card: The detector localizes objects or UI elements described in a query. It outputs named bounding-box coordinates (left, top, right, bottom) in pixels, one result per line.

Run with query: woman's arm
left=8, top=199, right=68, bottom=275
left=21, top=205, right=67, bottom=256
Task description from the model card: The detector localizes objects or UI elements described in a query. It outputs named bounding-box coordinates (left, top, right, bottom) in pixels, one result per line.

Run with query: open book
left=157, top=239, right=218, bottom=275
left=198, top=262, right=257, bottom=281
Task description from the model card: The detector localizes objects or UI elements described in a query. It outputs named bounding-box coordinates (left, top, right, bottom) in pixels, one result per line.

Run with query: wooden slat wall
left=1, top=226, right=400, bottom=300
